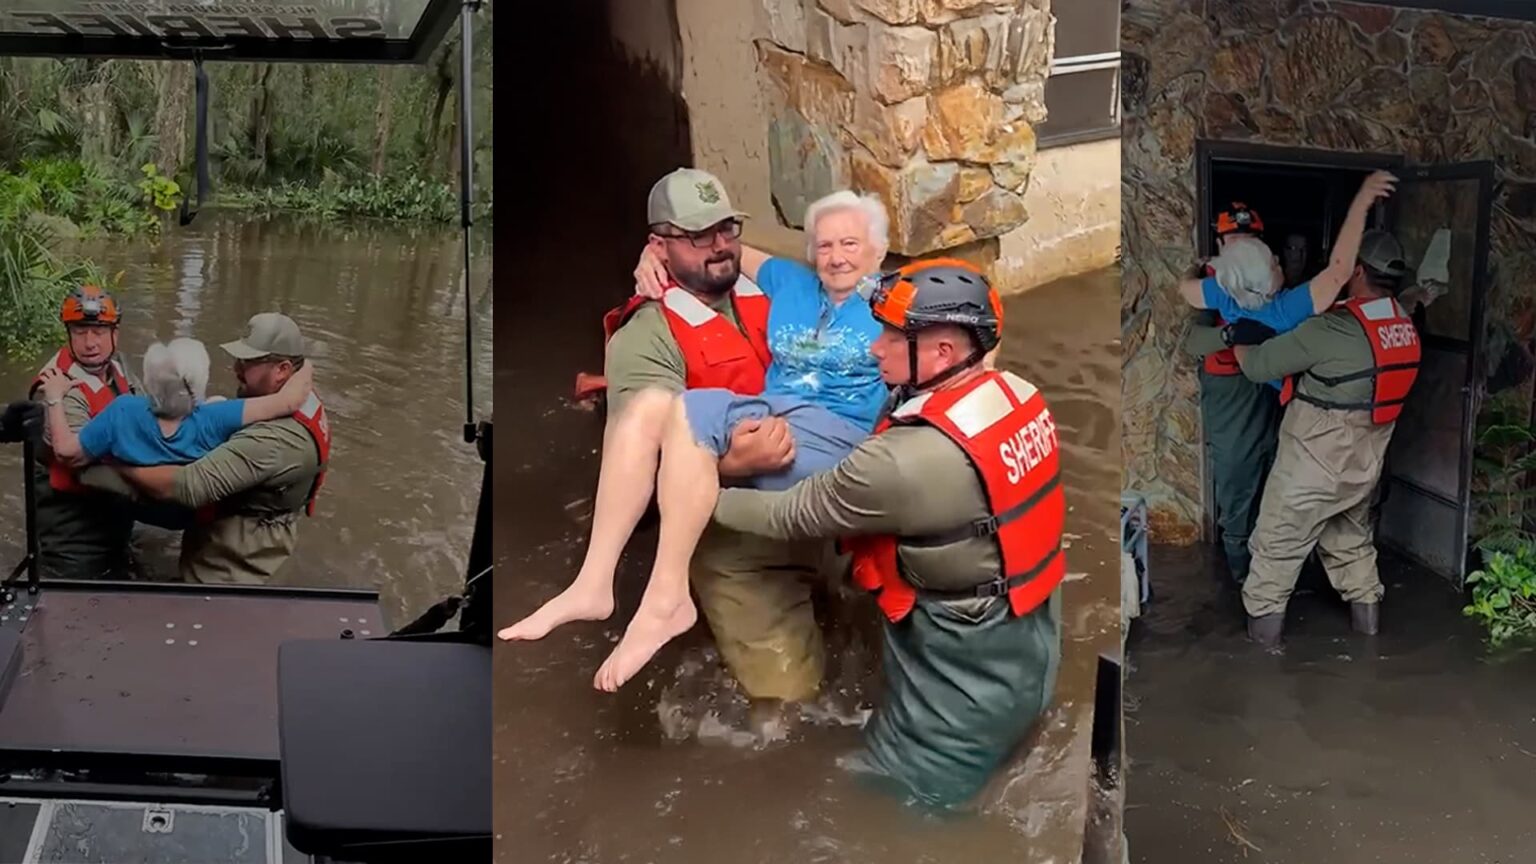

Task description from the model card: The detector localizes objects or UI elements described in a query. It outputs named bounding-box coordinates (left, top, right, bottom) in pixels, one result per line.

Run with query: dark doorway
left=1207, top=162, right=1377, bottom=289
left=1194, top=140, right=1494, bottom=589
left=499, top=0, right=694, bottom=420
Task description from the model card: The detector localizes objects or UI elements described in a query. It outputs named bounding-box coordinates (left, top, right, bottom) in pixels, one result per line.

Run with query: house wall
left=1122, top=0, right=1536, bottom=542
left=998, top=136, right=1121, bottom=292
left=665, top=0, right=1117, bottom=289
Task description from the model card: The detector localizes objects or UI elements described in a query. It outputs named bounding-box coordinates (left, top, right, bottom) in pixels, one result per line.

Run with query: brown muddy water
left=493, top=265, right=1122, bottom=863
left=0, top=211, right=493, bottom=625
left=1126, top=544, right=1536, bottom=863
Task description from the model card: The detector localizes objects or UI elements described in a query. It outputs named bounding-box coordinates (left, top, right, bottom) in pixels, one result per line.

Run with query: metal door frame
left=1380, top=159, right=1496, bottom=581
left=1192, top=139, right=1405, bottom=542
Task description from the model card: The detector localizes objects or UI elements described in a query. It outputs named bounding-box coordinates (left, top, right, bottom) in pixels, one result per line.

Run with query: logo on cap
left=696, top=182, right=721, bottom=204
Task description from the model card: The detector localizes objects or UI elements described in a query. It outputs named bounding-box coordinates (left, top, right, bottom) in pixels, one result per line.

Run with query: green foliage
left=1471, top=399, right=1536, bottom=554
left=0, top=216, right=112, bottom=361
left=0, top=8, right=495, bottom=354
left=1464, top=540, right=1536, bottom=647
left=0, top=158, right=178, bottom=237
left=138, top=163, right=182, bottom=212
left=223, top=175, right=460, bottom=224
left=1466, top=397, right=1536, bottom=646
left=0, top=4, right=493, bottom=221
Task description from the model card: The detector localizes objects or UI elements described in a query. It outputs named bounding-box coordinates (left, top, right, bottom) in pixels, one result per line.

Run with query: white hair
left=142, top=338, right=210, bottom=419
left=1209, top=235, right=1282, bottom=311
left=803, top=190, right=890, bottom=261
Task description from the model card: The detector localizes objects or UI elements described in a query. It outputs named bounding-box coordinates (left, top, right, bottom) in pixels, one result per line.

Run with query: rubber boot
left=1246, top=613, right=1284, bottom=648
left=1350, top=602, right=1380, bottom=636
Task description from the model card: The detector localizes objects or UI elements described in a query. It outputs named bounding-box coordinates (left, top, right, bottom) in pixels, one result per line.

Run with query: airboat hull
left=0, top=581, right=382, bottom=778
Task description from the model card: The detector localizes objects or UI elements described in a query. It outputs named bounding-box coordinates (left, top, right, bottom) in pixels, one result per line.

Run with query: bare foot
left=593, top=595, right=698, bottom=691
left=498, top=581, right=614, bottom=641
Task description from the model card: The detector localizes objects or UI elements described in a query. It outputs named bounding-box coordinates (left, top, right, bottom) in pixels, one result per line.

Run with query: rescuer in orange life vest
left=1230, top=229, right=1421, bottom=647
left=710, top=259, right=1065, bottom=807
left=112, top=313, right=332, bottom=585
left=1180, top=203, right=1283, bottom=584
left=27, top=285, right=142, bottom=579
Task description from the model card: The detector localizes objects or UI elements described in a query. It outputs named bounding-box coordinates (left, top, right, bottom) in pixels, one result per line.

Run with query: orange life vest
left=30, top=348, right=134, bottom=494
left=1278, top=296, right=1421, bottom=425
left=1204, top=313, right=1242, bottom=376
left=842, top=370, right=1068, bottom=623
left=194, top=392, right=332, bottom=525
left=290, top=393, right=331, bottom=516
left=579, top=278, right=773, bottom=399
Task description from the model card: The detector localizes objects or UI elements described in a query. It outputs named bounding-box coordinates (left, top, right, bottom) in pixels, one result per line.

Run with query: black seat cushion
left=277, top=638, right=490, bottom=862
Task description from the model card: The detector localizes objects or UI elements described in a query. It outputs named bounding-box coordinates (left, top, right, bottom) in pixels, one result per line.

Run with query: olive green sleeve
left=32, top=390, right=91, bottom=462
left=713, top=435, right=910, bottom=539
left=1181, top=323, right=1227, bottom=358
left=62, top=392, right=91, bottom=432
left=1235, top=315, right=1341, bottom=383
left=170, top=422, right=315, bottom=508
left=77, top=464, right=140, bottom=499
left=603, top=305, right=686, bottom=419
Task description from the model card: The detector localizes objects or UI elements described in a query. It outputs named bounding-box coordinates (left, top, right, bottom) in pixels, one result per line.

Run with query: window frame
left=1037, top=8, right=1121, bottom=150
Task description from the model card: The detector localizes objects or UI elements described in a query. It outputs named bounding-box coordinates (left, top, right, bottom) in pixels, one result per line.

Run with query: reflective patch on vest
left=67, top=362, right=111, bottom=392
left=998, top=371, right=1039, bottom=405
left=296, top=392, right=321, bottom=418
left=891, top=391, right=933, bottom=420
left=662, top=288, right=719, bottom=327
left=1357, top=297, right=1401, bottom=321
left=944, top=378, right=1013, bottom=439
left=734, top=275, right=764, bottom=297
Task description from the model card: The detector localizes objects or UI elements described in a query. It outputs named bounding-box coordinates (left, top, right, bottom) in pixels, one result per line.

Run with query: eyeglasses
left=655, top=219, right=743, bottom=248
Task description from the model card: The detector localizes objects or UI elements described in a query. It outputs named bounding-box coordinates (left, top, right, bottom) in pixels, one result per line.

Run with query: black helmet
left=870, top=258, right=1003, bottom=352
left=869, top=257, right=1001, bottom=394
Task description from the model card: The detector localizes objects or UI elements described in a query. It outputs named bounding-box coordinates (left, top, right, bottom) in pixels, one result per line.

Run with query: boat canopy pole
left=179, top=54, right=212, bottom=227
left=458, top=0, right=481, bottom=445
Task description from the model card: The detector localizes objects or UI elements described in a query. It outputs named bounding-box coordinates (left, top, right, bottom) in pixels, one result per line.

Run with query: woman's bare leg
left=499, top=388, right=674, bottom=641
left=594, top=395, right=719, bottom=691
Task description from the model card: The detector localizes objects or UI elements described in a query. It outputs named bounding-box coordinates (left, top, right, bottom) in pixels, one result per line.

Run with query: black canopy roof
left=0, top=0, right=461, bottom=63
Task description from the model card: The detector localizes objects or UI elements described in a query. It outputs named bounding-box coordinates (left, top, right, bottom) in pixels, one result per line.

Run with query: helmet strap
left=900, top=329, right=987, bottom=399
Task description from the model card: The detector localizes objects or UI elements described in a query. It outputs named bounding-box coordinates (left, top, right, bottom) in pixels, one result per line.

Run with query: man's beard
left=675, top=254, right=740, bottom=296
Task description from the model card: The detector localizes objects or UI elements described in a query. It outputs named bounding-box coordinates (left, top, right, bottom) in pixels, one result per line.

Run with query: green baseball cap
left=1359, top=229, right=1409, bottom=278
left=221, top=312, right=317, bottom=360
left=647, top=167, right=749, bottom=232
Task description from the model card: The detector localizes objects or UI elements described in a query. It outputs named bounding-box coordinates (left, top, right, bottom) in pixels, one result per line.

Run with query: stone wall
left=750, top=0, right=1056, bottom=274
left=676, top=0, right=780, bottom=227
left=1122, top=0, right=1536, bottom=542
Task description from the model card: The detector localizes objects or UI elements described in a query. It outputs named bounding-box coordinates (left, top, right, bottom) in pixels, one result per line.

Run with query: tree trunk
left=424, top=32, right=458, bottom=176
left=153, top=62, right=193, bottom=177
left=79, top=77, right=114, bottom=165
left=250, top=63, right=275, bottom=175
left=371, top=66, right=395, bottom=176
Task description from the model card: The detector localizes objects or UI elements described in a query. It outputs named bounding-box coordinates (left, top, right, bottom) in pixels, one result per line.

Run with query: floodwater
left=1127, top=544, right=1536, bottom=862
left=0, top=212, right=493, bottom=625
left=493, top=265, right=1123, bottom=863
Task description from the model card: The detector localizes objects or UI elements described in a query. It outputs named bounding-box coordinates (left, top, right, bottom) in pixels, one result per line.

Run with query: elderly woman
left=502, top=190, right=892, bottom=691
left=39, top=336, right=312, bottom=470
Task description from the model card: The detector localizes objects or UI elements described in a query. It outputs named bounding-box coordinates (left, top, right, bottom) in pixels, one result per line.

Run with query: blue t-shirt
left=1202, top=277, right=1315, bottom=390
left=77, top=395, right=247, bottom=466
left=755, top=258, right=888, bottom=431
